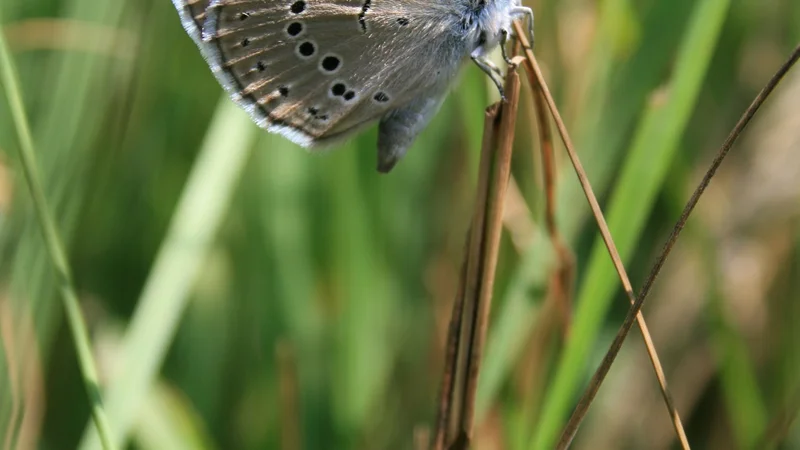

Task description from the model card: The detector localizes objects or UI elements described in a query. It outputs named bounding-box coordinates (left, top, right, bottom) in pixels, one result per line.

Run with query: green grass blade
left=530, top=0, right=732, bottom=447
left=0, top=23, right=116, bottom=450
left=78, top=97, right=257, bottom=449
left=5, top=0, right=127, bottom=358
left=258, top=133, right=320, bottom=343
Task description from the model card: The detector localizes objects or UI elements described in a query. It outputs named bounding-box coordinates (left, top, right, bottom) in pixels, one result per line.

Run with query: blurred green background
left=1, top=0, right=799, bottom=449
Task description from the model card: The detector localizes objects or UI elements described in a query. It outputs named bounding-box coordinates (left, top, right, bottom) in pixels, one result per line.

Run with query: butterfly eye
left=239, top=12, right=250, bottom=21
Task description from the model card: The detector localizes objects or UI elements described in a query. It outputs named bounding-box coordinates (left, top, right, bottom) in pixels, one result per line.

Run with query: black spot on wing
left=331, top=83, right=346, bottom=96
left=296, top=41, right=315, bottom=58
left=290, top=1, right=306, bottom=14
left=286, top=22, right=303, bottom=37
left=321, top=55, right=340, bottom=72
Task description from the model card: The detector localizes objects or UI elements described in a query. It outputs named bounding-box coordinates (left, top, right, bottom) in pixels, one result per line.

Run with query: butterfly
left=171, top=0, right=533, bottom=172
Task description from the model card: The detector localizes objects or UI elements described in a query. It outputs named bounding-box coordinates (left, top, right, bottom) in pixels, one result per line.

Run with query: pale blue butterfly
left=171, top=0, right=533, bottom=172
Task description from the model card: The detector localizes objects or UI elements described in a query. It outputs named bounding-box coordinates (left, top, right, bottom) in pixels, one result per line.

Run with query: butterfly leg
left=510, top=6, right=535, bottom=49
left=377, top=94, right=445, bottom=173
left=500, top=29, right=515, bottom=66
left=471, top=50, right=506, bottom=100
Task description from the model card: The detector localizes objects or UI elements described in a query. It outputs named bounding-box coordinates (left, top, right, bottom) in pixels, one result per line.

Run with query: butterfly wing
left=172, top=0, right=470, bottom=148
left=172, top=0, right=212, bottom=43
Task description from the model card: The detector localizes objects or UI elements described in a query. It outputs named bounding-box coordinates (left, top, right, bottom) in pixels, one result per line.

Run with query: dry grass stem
left=511, top=20, right=690, bottom=449
left=554, top=40, right=800, bottom=449
left=433, top=68, right=521, bottom=450
left=414, top=426, right=431, bottom=450
left=531, top=69, right=574, bottom=335
left=502, top=176, right=539, bottom=252
left=0, top=299, right=44, bottom=450
left=276, top=341, right=302, bottom=450
left=461, top=71, right=521, bottom=434
left=432, top=103, right=498, bottom=450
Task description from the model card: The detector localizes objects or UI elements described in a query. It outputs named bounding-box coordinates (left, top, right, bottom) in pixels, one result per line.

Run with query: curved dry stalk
left=554, top=40, right=800, bottom=449
left=511, top=20, right=690, bottom=449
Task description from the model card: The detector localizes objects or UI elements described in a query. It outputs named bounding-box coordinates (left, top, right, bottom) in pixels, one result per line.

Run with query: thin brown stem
left=531, top=74, right=574, bottom=336
left=415, top=426, right=432, bottom=450
left=434, top=68, right=522, bottom=450
left=276, top=341, right=302, bottom=450
left=433, top=234, right=469, bottom=450
left=460, top=71, right=521, bottom=437
left=1, top=300, right=22, bottom=450
left=433, top=105, right=499, bottom=450
left=554, top=40, right=800, bottom=449
left=512, top=20, right=689, bottom=449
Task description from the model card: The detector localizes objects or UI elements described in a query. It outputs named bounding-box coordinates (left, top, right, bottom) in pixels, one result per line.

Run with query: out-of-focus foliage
left=0, top=0, right=799, bottom=449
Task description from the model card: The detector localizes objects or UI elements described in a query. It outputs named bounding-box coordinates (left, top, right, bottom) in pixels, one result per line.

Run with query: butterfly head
left=468, top=0, right=522, bottom=53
